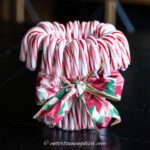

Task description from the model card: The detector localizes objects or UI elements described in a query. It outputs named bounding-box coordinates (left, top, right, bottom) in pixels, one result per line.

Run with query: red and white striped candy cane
left=75, top=99, right=82, bottom=129
left=73, top=20, right=80, bottom=39
left=118, top=38, right=130, bottom=65
left=71, top=99, right=79, bottom=130
left=69, top=107, right=75, bottom=130
left=105, top=31, right=130, bottom=70
left=37, top=21, right=55, bottom=34
left=55, top=39, right=66, bottom=77
left=66, top=21, right=73, bottom=41
left=84, top=21, right=90, bottom=39
left=97, top=38, right=110, bottom=75
left=26, top=34, right=47, bottom=70
left=89, top=20, right=99, bottom=36
left=19, top=27, right=47, bottom=62
left=104, top=34, right=122, bottom=68
left=53, top=21, right=61, bottom=38
left=98, top=23, right=116, bottom=36
left=79, top=39, right=88, bottom=78
left=64, top=44, right=71, bottom=79
left=40, top=34, right=55, bottom=72
left=59, top=24, right=66, bottom=39
left=45, top=38, right=60, bottom=75
left=79, top=21, right=87, bottom=39
left=70, top=39, right=81, bottom=79
left=116, top=38, right=129, bottom=70
left=93, top=20, right=100, bottom=34
left=109, top=31, right=130, bottom=69
left=87, top=36, right=100, bottom=72
left=26, top=34, right=39, bottom=70
left=95, top=23, right=104, bottom=38
left=101, top=35, right=119, bottom=70
left=112, top=31, right=130, bottom=63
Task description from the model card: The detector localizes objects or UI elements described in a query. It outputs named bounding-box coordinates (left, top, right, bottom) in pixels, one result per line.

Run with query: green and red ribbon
left=33, top=69, right=124, bottom=130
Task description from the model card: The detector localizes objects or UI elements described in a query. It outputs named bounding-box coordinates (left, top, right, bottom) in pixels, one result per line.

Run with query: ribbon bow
left=33, top=69, right=124, bottom=130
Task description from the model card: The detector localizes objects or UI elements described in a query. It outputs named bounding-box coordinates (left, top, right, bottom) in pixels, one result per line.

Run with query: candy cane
left=98, top=23, right=116, bottom=36
left=111, top=31, right=130, bottom=69
left=79, top=39, right=88, bottom=78
left=79, top=21, right=87, bottom=39
left=70, top=39, right=80, bottom=79
left=93, top=20, right=100, bottom=36
left=20, top=27, right=47, bottom=62
left=46, top=38, right=60, bottom=75
left=118, top=38, right=130, bottom=64
left=104, top=34, right=122, bottom=68
left=26, top=34, right=38, bottom=70
left=62, top=113, right=68, bottom=130
left=81, top=100, right=88, bottom=129
left=72, top=99, right=79, bottom=130
left=59, top=24, right=66, bottom=39
left=112, top=31, right=130, bottom=63
left=97, top=38, right=110, bottom=75
left=101, top=35, right=119, bottom=70
left=66, top=21, right=73, bottom=41
left=87, top=36, right=100, bottom=72
left=70, top=107, right=75, bottom=130
left=101, top=29, right=130, bottom=70
left=75, top=99, right=82, bottom=129
left=64, top=44, right=71, bottom=79
left=55, top=39, right=66, bottom=77
left=89, top=20, right=99, bottom=36
left=84, top=21, right=90, bottom=39
left=73, top=20, right=80, bottom=39
left=116, top=38, right=129, bottom=70
left=37, top=21, right=55, bottom=34
left=53, top=21, right=61, bottom=38
left=40, top=34, right=54, bottom=72
left=26, top=34, right=47, bottom=70
left=57, top=118, right=62, bottom=129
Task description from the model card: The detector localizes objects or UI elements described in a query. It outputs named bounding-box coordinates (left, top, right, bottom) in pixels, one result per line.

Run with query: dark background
left=0, top=0, right=150, bottom=150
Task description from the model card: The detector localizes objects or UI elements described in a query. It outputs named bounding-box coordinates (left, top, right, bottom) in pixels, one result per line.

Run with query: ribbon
left=33, top=69, right=124, bottom=130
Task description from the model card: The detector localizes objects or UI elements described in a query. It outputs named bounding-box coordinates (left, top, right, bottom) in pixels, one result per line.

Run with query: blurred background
left=0, top=0, right=150, bottom=52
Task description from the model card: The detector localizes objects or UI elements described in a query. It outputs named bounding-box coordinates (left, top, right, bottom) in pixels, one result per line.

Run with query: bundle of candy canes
left=19, top=20, right=130, bottom=131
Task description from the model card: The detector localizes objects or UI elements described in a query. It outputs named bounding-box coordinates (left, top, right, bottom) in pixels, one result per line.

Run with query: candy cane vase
left=19, top=20, right=130, bottom=131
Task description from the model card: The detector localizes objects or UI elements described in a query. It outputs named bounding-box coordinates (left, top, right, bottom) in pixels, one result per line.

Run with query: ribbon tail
left=110, top=118, right=121, bottom=126
left=33, top=87, right=76, bottom=128
left=82, top=93, right=121, bottom=130
left=33, top=97, right=59, bottom=119
left=33, top=88, right=67, bottom=119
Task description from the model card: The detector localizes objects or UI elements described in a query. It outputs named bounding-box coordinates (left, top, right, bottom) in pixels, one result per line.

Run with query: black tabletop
left=0, top=24, right=150, bottom=150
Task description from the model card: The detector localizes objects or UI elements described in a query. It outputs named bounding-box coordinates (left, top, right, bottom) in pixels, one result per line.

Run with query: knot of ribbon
left=33, top=69, right=124, bottom=130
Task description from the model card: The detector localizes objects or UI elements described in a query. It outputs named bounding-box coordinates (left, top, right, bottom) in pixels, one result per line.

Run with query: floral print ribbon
left=33, top=69, right=124, bottom=130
